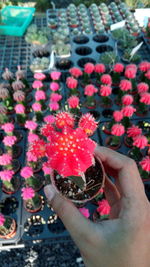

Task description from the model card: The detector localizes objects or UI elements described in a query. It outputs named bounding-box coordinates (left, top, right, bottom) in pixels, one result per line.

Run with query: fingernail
left=44, top=184, right=56, bottom=201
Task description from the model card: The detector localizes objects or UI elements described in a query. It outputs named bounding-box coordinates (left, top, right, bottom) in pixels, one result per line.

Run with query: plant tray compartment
left=0, top=6, right=35, bottom=36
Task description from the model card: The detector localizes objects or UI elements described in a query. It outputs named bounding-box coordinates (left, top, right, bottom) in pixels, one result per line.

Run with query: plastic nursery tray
left=54, top=33, right=116, bottom=72
left=46, top=4, right=136, bottom=36
left=0, top=6, right=35, bottom=37
left=0, top=17, right=47, bottom=79
left=0, top=129, right=27, bottom=246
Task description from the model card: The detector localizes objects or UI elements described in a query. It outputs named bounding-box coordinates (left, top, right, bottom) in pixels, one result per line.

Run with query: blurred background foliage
left=0, top=0, right=150, bottom=11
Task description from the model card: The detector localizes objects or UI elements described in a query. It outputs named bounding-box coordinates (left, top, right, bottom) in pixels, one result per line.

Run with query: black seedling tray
left=55, top=33, right=116, bottom=72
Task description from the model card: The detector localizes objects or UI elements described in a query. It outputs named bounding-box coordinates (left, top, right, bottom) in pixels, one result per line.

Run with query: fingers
left=95, top=146, right=145, bottom=200
left=44, top=184, right=96, bottom=249
left=104, top=175, right=120, bottom=206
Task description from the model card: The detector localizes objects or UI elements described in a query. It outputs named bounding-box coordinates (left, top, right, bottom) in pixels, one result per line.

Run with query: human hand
left=44, top=146, right=150, bottom=267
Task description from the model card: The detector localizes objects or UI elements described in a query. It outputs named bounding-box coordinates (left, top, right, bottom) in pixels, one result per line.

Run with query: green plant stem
left=26, top=177, right=40, bottom=188
left=138, top=103, right=148, bottom=114
left=122, top=116, right=130, bottom=129
left=102, top=96, right=111, bottom=106
left=3, top=180, right=14, bottom=191
left=35, top=112, right=43, bottom=123
left=83, top=73, right=90, bottom=85
left=17, top=114, right=26, bottom=124
left=70, top=88, right=78, bottom=95
left=111, top=135, right=120, bottom=146
left=86, top=96, right=95, bottom=106
left=112, top=72, right=120, bottom=84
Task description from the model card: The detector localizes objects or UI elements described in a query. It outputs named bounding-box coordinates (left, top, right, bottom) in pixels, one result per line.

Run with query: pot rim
left=50, top=155, right=106, bottom=204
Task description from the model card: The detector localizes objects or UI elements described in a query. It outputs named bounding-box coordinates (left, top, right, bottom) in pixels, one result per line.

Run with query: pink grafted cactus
left=127, top=125, right=142, bottom=138
left=21, top=166, right=33, bottom=179
left=21, top=187, right=35, bottom=200
left=133, top=135, right=148, bottom=149
left=0, top=153, right=12, bottom=166
left=0, top=214, right=5, bottom=226
left=0, top=170, right=14, bottom=181
left=69, top=67, right=83, bottom=78
left=78, top=113, right=98, bottom=136
left=1, top=123, right=14, bottom=133
left=30, top=112, right=98, bottom=178
left=140, top=156, right=150, bottom=172
left=97, top=199, right=110, bottom=216
left=111, top=124, right=125, bottom=136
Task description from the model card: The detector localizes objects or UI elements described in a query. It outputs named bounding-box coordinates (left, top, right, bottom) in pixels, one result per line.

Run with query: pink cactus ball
left=15, top=104, right=25, bottom=114
left=140, top=93, right=150, bottom=105
left=84, top=63, right=95, bottom=74
left=28, top=132, right=39, bottom=143
left=21, top=187, right=35, bottom=200
left=35, top=90, right=46, bottom=101
left=111, top=124, right=125, bottom=136
left=140, top=156, right=150, bottom=172
left=50, top=71, right=61, bottom=81
left=25, top=120, right=38, bottom=131
left=50, top=82, right=60, bottom=92
left=21, top=166, right=33, bottom=179
left=1, top=123, right=14, bottom=133
left=27, top=151, right=38, bottom=162
left=0, top=170, right=14, bottom=181
left=3, top=135, right=17, bottom=147
left=99, top=85, right=112, bottom=97
left=97, top=199, right=110, bottom=216
left=32, top=102, right=42, bottom=112
left=67, top=95, right=79, bottom=108
left=78, top=113, right=98, bottom=136
left=32, top=80, right=43, bottom=89
left=137, top=82, right=149, bottom=94
left=119, top=79, right=132, bottom=92
left=66, top=77, right=78, bottom=89
left=113, top=110, right=123, bottom=122
left=69, top=67, right=83, bottom=78
left=122, top=95, right=133, bottom=106
left=94, top=63, right=105, bottom=73
left=0, top=213, right=5, bottom=226
left=0, top=153, right=12, bottom=166
left=84, top=84, right=98, bottom=96
left=50, top=93, right=62, bottom=102
left=133, top=135, right=148, bottom=149
left=34, top=73, right=46, bottom=81
left=49, top=101, right=59, bottom=111
left=79, top=207, right=90, bottom=218
left=101, top=74, right=112, bottom=85
left=113, top=63, right=124, bottom=73
left=42, top=162, right=52, bottom=175
left=44, top=115, right=56, bottom=124
left=121, top=105, right=136, bottom=117
left=138, top=61, right=150, bottom=72
left=127, top=125, right=142, bottom=138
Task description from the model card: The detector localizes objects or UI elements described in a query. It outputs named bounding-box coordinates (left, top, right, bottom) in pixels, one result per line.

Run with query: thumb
left=44, top=184, right=95, bottom=248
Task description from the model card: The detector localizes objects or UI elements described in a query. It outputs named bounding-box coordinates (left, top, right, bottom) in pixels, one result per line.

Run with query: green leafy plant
left=122, top=48, right=141, bottom=63
left=25, top=24, right=50, bottom=45
left=111, top=28, right=138, bottom=49
left=100, top=51, right=119, bottom=67
left=123, top=0, right=149, bottom=8
left=35, top=0, right=52, bottom=12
